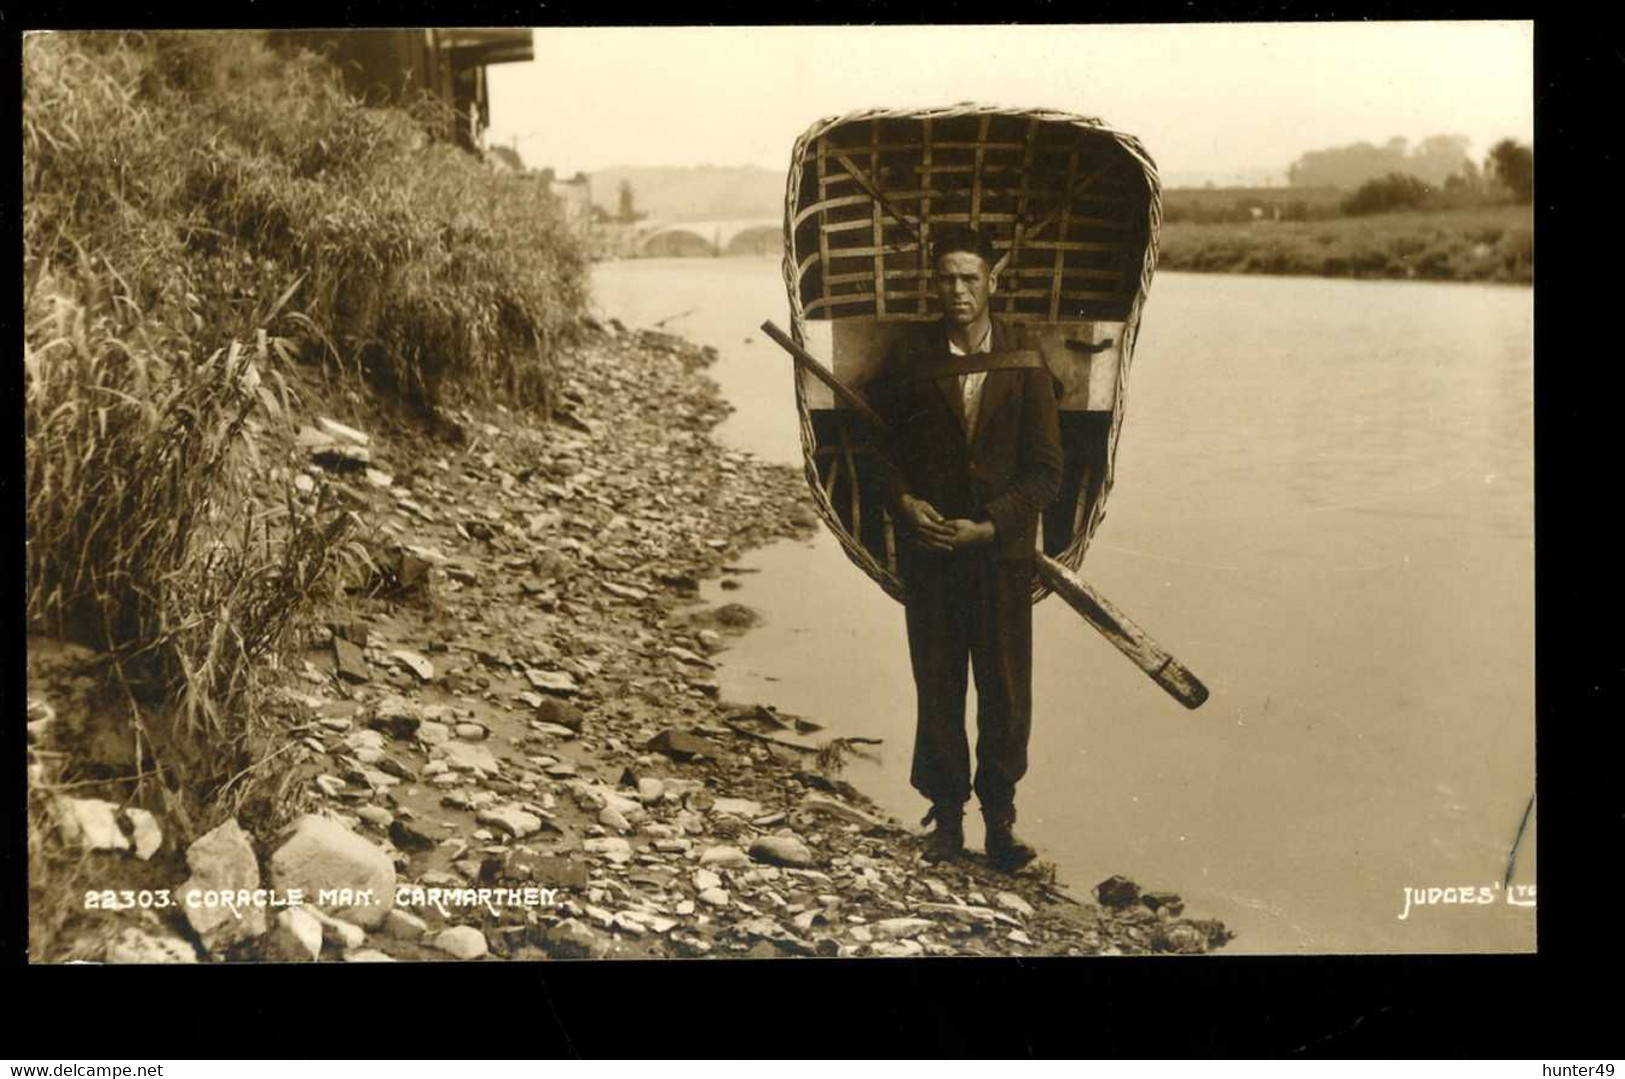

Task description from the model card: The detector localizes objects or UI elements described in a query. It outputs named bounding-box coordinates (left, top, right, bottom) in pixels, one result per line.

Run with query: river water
left=593, top=255, right=1535, bottom=955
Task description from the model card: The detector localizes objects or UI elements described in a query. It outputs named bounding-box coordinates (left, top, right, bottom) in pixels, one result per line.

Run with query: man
left=866, top=226, right=1064, bottom=869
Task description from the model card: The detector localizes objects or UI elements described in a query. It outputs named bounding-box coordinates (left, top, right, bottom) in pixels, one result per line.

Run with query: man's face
left=933, top=250, right=995, bottom=327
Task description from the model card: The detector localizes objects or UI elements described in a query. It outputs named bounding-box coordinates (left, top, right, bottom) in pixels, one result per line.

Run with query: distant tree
left=1408, top=134, right=1474, bottom=185
left=1289, top=134, right=1470, bottom=190
left=1486, top=139, right=1534, bottom=204
left=618, top=180, right=639, bottom=222
left=1443, top=159, right=1481, bottom=192
left=1340, top=172, right=1432, bottom=216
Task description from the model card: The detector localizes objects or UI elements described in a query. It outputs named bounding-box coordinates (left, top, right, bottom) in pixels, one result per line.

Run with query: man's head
left=930, top=227, right=998, bottom=329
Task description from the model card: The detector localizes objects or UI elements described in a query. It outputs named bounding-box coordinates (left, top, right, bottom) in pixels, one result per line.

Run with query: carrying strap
left=881, top=348, right=1047, bottom=386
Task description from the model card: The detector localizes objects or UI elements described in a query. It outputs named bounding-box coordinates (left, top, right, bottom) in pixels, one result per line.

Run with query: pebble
left=310, top=907, right=366, bottom=950
left=749, top=835, right=816, bottom=868
left=383, top=908, right=430, bottom=940
left=54, top=797, right=130, bottom=853
left=583, top=837, right=633, bottom=863
left=179, top=818, right=268, bottom=951
left=433, top=926, right=489, bottom=959
left=995, top=891, right=1035, bottom=918
left=477, top=805, right=543, bottom=839
left=270, top=814, right=397, bottom=929
left=699, top=845, right=750, bottom=868
left=125, top=807, right=163, bottom=860
left=391, top=650, right=435, bottom=681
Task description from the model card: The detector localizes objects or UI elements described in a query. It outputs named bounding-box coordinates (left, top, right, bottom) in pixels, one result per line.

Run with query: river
left=592, top=255, right=1536, bottom=955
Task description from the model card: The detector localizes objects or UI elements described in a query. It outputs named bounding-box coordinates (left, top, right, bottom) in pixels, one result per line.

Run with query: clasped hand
left=900, top=495, right=995, bottom=551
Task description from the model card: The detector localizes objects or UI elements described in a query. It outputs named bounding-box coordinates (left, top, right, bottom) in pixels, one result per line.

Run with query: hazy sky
left=486, top=22, right=1533, bottom=183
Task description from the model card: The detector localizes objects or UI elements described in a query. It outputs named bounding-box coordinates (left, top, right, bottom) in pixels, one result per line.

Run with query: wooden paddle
left=761, top=319, right=1210, bottom=710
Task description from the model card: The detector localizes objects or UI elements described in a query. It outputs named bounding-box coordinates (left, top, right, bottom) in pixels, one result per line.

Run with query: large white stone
left=870, top=917, right=935, bottom=941
left=124, top=808, right=163, bottom=860
left=315, top=416, right=371, bottom=447
left=270, top=814, right=396, bottom=929
left=434, top=925, right=489, bottom=960
left=55, top=797, right=129, bottom=853
left=477, top=805, right=543, bottom=839
left=440, top=741, right=500, bottom=775
left=179, top=818, right=268, bottom=951
left=749, top=835, right=815, bottom=868
left=699, top=845, right=749, bottom=868
left=266, top=908, right=324, bottom=961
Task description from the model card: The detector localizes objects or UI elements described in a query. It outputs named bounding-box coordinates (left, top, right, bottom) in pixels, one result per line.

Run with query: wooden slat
left=970, top=114, right=989, bottom=230
left=1050, top=147, right=1079, bottom=320
left=841, top=415, right=862, bottom=537
left=821, top=243, right=927, bottom=261
left=1004, top=239, right=1128, bottom=253
left=821, top=266, right=1121, bottom=287
left=822, top=139, right=1031, bottom=154
left=871, top=121, right=886, bottom=319
left=1002, top=117, right=1040, bottom=315
left=822, top=240, right=1121, bottom=261
left=816, top=137, right=833, bottom=322
left=822, top=217, right=884, bottom=234
left=803, top=288, right=1115, bottom=317
left=793, top=193, right=876, bottom=228
left=821, top=447, right=841, bottom=498
left=800, top=189, right=1135, bottom=221
left=816, top=207, right=1130, bottom=231
left=919, top=117, right=934, bottom=316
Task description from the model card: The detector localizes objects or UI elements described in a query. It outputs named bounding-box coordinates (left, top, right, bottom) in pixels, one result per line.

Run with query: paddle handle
left=760, top=320, right=888, bottom=430
left=1035, top=554, right=1210, bottom=710
left=760, top=319, right=1210, bottom=711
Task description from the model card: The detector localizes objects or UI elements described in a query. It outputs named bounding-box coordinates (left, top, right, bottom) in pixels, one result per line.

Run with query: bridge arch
left=637, top=218, right=781, bottom=257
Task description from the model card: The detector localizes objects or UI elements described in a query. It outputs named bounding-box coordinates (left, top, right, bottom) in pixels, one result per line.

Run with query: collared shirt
left=948, top=324, right=993, bottom=443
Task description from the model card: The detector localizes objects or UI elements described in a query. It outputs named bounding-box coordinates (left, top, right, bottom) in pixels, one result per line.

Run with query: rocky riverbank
left=29, top=319, right=1233, bottom=961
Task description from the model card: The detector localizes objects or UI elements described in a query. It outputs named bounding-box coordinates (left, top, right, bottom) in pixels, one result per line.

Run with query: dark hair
left=929, top=226, right=998, bottom=270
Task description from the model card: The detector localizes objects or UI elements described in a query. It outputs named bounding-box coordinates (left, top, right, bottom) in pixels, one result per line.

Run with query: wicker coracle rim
left=779, top=102, right=1163, bottom=603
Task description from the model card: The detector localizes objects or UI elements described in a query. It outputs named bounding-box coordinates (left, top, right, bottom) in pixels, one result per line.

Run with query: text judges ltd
left=85, top=885, right=563, bottom=918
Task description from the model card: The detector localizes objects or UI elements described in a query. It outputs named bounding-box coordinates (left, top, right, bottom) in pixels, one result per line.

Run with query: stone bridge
left=637, top=218, right=781, bottom=257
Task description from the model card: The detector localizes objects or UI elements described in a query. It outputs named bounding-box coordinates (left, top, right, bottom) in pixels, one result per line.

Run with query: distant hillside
left=589, top=165, right=783, bottom=223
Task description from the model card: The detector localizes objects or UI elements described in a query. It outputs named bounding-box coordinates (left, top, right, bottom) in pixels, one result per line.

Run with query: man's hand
left=900, top=495, right=955, bottom=548
left=901, top=496, right=995, bottom=551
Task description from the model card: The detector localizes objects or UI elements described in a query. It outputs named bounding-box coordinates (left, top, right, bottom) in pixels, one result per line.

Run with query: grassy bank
left=24, top=29, right=592, bottom=949
left=1157, top=204, right=1533, bottom=283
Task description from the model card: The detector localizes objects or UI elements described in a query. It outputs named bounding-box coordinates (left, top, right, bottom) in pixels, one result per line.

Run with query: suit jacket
left=866, top=319, right=1063, bottom=565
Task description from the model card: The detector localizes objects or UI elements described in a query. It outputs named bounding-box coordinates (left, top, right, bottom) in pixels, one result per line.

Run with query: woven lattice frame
left=779, top=103, right=1162, bottom=603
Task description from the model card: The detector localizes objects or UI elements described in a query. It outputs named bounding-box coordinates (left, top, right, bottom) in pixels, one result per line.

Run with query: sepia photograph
left=23, top=22, right=1535, bottom=964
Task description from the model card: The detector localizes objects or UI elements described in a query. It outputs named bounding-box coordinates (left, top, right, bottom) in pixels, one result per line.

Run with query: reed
left=22, top=29, right=589, bottom=864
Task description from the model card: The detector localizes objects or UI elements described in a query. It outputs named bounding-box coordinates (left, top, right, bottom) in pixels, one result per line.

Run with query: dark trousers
left=900, top=547, right=1033, bottom=816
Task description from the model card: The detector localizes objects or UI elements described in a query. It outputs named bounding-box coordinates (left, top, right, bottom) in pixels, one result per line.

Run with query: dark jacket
left=866, top=319, right=1064, bottom=564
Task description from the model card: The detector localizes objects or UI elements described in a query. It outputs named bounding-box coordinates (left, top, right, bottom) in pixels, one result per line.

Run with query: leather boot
left=920, top=802, right=965, bottom=863
left=982, top=804, right=1037, bottom=872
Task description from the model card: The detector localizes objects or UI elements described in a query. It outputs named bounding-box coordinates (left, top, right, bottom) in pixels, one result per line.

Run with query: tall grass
left=22, top=30, right=590, bottom=845
left=25, top=30, right=588, bottom=410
